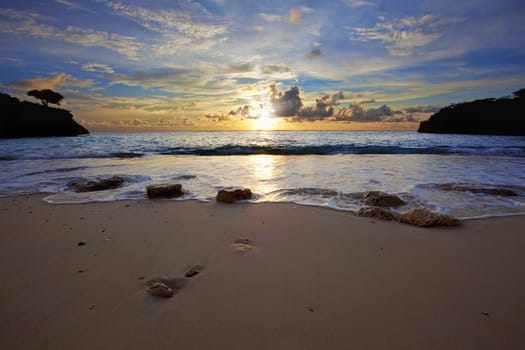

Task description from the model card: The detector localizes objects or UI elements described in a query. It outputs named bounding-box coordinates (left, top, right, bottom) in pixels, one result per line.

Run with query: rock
left=400, top=208, right=461, bottom=227
left=147, top=282, right=174, bottom=298
left=0, top=91, right=89, bottom=138
left=363, top=191, right=405, bottom=207
left=231, top=238, right=254, bottom=252
left=216, top=188, right=252, bottom=203
left=68, top=176, right=126, bottom=192
left=438, top=184, right=517, bottom=196
left=355, top=206, right=397, bottom=221
left=184, top=265, right=203, bottom=278
left=146, top=183, right=184, bottom=199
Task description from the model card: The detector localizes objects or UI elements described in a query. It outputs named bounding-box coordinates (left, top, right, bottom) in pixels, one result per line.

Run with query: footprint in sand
left=231, top=238, right=254, bottom=253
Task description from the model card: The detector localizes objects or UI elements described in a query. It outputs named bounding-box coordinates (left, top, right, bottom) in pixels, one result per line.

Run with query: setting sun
left=252, top=105, right=278, bottom=130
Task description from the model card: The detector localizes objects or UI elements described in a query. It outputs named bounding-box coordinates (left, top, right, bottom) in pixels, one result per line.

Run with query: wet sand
left=1, top=195, right=525, bottom=349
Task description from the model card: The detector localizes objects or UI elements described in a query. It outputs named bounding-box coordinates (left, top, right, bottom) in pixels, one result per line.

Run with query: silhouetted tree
left=27, top=89, right=64, bottom=107
left=512, top=88, right=525, bottom=100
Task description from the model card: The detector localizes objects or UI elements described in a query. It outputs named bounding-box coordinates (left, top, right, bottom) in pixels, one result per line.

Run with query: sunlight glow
left=251, top=104, right=278, bottom=130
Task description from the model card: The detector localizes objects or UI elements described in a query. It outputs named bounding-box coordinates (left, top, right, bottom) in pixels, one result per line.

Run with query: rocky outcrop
left=216, top=188, right=253, bottom=203
left=355, top=206, right=397, bottom=221
left=363, top=191, right=405, bottom=207
left=146, top=183, right=184, bottom=198
left=418, top=89, right=525, bottom=136
left=0, top=91, right=89, bottom=138
left=400, top=208, right=461, bottom=227
left=68, top=176, right=126, bottom=192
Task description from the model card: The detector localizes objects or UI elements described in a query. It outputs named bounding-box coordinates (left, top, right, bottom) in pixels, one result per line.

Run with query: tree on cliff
left=27, top=89, right=64, bottom=107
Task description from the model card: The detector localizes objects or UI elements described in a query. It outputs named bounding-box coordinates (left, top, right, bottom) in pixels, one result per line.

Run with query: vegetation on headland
left=0, top=91, right=89, bottom=138
left=418, top=89, right=525, bottom=135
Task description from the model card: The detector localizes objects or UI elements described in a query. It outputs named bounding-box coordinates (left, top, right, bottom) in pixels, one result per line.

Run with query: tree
left=27, top=89, right=64, bottom=107
left=512, top=88, right=525, bottom=100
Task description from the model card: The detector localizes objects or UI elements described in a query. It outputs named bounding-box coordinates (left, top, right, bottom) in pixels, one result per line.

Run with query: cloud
left=54, top=0, right=91, bottom=12
left=351, top=14, right=443, bottom=56
left=81, top=63, right=115, bottom=74
left=306, top=48, right=322, bottom=59
left=270, top=85, right=303, bottom=117
left=288, top=9, right=302, bottom=24
left=10, top=72, right=93, bottom=90
left=334, top=99, right=426, bottom=123
left=0, top=9, right=142, bottom=59
left=404, top=105, right=441, bottom=114
left=268, top=85, right=344, bottom=121
left=259, top=7, right=308, bottom=25
left=105, top=1, right=227, bottom=39
left=228, top=105, right=253, bottom=117
left=204, top=113, right=230, bottom=122
left=336, top=103, right=397, bottom=122
left=81, top=117, right=191, bottom=130
left=346, top=0, right=374, bottom=7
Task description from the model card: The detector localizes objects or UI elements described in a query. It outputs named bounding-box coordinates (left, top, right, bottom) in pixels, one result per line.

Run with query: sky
left=0, top=0, right=524, bottom=131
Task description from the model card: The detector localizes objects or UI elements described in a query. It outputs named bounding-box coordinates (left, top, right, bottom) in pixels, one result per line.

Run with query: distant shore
left=1, top=195, right=525, bottom=349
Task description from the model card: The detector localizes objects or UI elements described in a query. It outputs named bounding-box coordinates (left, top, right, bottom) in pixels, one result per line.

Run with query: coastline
left=1, top=195, right=525, bottom=349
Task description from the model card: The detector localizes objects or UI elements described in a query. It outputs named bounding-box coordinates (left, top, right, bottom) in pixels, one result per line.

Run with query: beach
left=1, top=195, right=525, bottom=349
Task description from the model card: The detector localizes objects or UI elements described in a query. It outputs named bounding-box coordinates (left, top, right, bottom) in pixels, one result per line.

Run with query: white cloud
left=54, top=0, right=90, bottom=11
left=81, top=63, right=115, bottom=74
left=259, top=7, right=309, bottom=25
left=346, top=0, right=374, bottom=7
left=105, top=1, right=227, bottom=39
left=352, top=14, right=444, bottom=56
left=0, top=9, right=142, bottom=59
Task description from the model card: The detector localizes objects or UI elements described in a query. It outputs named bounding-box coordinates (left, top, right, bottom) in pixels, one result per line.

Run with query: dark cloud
left=269, top=85, right=344, bottom=121
left=204, top=113, right=230, bottom=122
left=404, top=105, right=441, bottom=114
left=306, top=48, right=322, bottom=59
left=228, top=105, right=258, bottom=119
left=270, top=84, right=303, bottom=117
left=260, top=64, right=292, bottom=75
left=336, top=103, right=402, bottom=122
left=295, top=91, right=345, bottom=121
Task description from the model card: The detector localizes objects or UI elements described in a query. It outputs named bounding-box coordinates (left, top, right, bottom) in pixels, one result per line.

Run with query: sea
left=1, top=130, right=525, bottom=219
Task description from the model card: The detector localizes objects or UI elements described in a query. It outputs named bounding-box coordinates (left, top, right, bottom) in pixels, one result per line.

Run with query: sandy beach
left=1, top=195, right=525, bottom=350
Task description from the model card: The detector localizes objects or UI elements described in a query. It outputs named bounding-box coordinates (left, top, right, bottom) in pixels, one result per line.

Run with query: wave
left=24, top=166, right=91, bottom=177
left=156, top=144, right=525, bottom=156
left=2, top=145, right=524, bottom=161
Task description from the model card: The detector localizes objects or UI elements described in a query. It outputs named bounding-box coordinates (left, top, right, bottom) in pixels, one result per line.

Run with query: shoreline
left=1, top=194, right=525, bottom=349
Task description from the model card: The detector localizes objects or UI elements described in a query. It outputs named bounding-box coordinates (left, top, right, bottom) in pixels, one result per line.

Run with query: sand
left=1, top=195, right=525, bottom=349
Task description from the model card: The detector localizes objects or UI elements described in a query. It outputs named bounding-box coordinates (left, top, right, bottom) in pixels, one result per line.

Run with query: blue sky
left=1, top=0, right=524, bottom=130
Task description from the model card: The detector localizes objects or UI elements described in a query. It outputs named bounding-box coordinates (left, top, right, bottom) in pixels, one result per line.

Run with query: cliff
left=0, top=92, right=89, bottom=138
left=418, top=89, right=525, bottom=136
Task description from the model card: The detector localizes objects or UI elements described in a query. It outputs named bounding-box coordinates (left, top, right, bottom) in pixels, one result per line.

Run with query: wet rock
left=400, top=208, right=461, bottom=227
left=231, top=238, right=254, bottom=252
left=216, top=188, right=252, bottom=203
left=185, top=265, right=203, bottom=278
left=147, top=282, right=174, bottom=298
left=363, top=191, right=405, bottom=207
left=355, top=206, right=397, bottom=221
left=68, top=176, right=126, bottom=192
left=146, top=183, right=184, bottom=199
left=438, top=184, right=518, bottom=196
left=146, top=278, right=185, bottom=296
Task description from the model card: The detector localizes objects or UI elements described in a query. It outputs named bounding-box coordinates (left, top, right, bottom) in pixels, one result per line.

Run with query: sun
left=252, top=105, right=277, bottom=130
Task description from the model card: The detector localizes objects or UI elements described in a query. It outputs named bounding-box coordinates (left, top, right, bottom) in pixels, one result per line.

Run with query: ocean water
left=1, top=130, right=525, bottom=219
